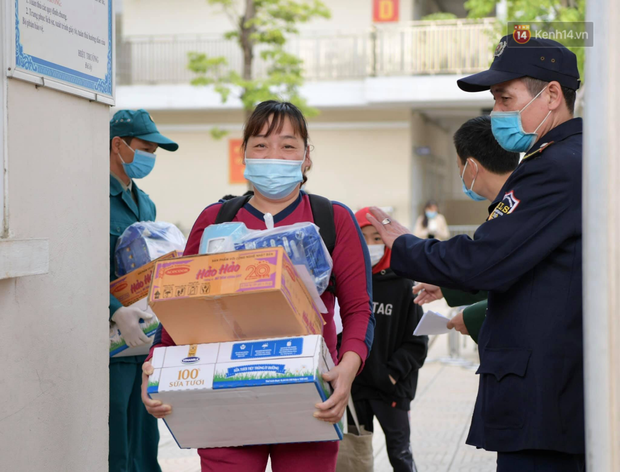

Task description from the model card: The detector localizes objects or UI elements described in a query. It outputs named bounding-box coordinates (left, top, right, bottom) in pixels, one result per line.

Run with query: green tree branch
left=189, top=0, right=330, bottom=137
left=465, top=0, right=585, bottom=77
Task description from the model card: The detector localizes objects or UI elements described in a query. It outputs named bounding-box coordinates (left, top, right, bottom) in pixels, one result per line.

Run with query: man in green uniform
left=109, top=109, right=178, bottom=472
left=412, top=115, right=519, bottom=343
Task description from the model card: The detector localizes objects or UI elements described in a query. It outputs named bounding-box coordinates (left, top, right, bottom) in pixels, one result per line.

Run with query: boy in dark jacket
left=351, top=207, right=429, bottom=472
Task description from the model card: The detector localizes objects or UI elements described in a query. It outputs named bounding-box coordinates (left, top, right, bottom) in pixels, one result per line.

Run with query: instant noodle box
left=147, top=335, right=343, bottom=448
left=148, top=247, right=324, bottom=345
left=109, top=251, right=178, bottom=357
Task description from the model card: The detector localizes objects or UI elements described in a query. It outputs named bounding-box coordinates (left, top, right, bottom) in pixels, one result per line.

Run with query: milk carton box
left=148, top=335, right=342, bottom=448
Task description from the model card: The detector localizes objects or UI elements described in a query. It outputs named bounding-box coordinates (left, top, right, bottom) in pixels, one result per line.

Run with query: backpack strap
left=308, top=194, right=337, bottom=295
left=215, top=195, right=253, bottom=224
left=308, top=194, right=336, bottom=255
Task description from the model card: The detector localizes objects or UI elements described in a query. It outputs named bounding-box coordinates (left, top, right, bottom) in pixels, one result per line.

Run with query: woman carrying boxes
left=141, top=100, right=375, bottom=472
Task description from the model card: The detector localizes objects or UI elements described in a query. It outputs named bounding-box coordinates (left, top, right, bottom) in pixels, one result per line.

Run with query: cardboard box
left=109, top=251, right=178, bottom=357
left=148, top=248, right=324, bottom=345
left=111, top=251, right=178, bottom=307
left=148, top=335, right=342, bottom=448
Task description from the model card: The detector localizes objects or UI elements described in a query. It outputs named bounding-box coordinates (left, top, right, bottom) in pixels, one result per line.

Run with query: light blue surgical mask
left=244, top=150, right=306, bottom=200
left=490, top=85, right=552, bottom=153
left=460, top=159, right=486, bottom=202
left=425, top=210, right=437, bottom=219
left=118, top=140, right=156, bottom=179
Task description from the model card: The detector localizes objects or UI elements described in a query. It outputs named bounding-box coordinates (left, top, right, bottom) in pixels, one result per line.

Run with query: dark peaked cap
left=457, top=34, right=580, bottom=92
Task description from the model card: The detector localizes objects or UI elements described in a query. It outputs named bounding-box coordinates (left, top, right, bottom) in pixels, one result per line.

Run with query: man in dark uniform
left=109, top=109, right=178, bottom=472
left=368, top=35, right=584, bottom=471
left=413, top=115, right=520, bottom=343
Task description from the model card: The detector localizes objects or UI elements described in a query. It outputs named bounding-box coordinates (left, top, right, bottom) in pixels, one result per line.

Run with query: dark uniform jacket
left=391, top=118, right=584, bottom=454
left=351, top=269, right=428, bottom=410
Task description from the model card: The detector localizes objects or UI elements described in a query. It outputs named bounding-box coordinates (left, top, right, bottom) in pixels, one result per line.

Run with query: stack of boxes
left=145, top=247, right=343, bottom=449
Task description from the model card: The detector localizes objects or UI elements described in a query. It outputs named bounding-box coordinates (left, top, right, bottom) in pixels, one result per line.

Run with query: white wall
left=141, top=126, right=248, bottom=235
left=123, top=0, right=414, bottom=38
left=583, top=2, right=620, bottom=469
left=308, top=126, right=412, bottom=226
left=0, top=80, right=110, bottom=471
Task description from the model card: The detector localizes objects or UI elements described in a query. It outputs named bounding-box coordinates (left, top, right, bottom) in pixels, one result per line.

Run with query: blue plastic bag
left=199, top=222, right=250, bottom=254
left=115, top=222, right=186, bottom=276
left=234, top=223, right=333, bottom=295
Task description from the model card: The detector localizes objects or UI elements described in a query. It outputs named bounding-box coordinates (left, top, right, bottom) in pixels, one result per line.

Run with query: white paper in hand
left=414, top=311, right=452, bottom=335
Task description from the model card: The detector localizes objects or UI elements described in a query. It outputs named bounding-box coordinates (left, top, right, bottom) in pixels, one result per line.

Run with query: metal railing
left=116, top=18, right=496, bottom=86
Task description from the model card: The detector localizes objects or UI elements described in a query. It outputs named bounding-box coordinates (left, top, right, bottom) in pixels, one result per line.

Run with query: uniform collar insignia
left=523, top=141, right=555, bottom=161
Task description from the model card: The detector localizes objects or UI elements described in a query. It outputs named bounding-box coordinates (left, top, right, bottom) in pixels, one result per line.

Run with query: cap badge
left=494, top=41, right=507, bottom=57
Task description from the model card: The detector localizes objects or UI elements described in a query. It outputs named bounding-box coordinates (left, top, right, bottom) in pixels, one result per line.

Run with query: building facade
left=115, top=0, right=497, bottom=233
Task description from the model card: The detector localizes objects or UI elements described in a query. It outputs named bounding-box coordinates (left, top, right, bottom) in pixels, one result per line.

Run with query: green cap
left=110, top=109, right=178, bottom=152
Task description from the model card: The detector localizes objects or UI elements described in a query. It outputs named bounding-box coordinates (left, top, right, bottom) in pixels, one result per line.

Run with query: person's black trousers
left=352, top=399, right=417, bottom=472
left=497, top=449, right=586, bottom=472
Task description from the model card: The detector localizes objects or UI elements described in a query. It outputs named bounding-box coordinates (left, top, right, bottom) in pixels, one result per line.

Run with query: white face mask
left=367, top=244, right=385, bottom=266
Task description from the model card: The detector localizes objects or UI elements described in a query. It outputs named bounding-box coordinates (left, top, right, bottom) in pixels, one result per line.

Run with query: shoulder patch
left=488, top=191, right=521, bottom=221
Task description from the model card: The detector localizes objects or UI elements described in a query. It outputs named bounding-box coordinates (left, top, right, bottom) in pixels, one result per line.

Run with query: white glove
left=111, top=306, right=153, bottom=348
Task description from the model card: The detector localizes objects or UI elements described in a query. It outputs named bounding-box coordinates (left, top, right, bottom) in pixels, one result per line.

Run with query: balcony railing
left=117, top=18, right=496, bottom=86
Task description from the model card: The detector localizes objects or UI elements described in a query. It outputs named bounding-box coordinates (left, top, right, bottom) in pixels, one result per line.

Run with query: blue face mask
left=490, top=85, right=551, bottom=153
left=460, top=159, right=486, bottom=202
left=425, top=211, right=438, bottom=219
left=244, top=151, right=305, bottom=200
left=119, top=140, right=156, bottom=179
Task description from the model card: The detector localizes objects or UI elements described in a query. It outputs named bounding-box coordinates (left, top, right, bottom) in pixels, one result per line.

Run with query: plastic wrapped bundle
left=235, top=223, right=333, bottom=295
left=199, top=222, right=250, bottom=254
left=115, top=222, right=186, bottom=277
